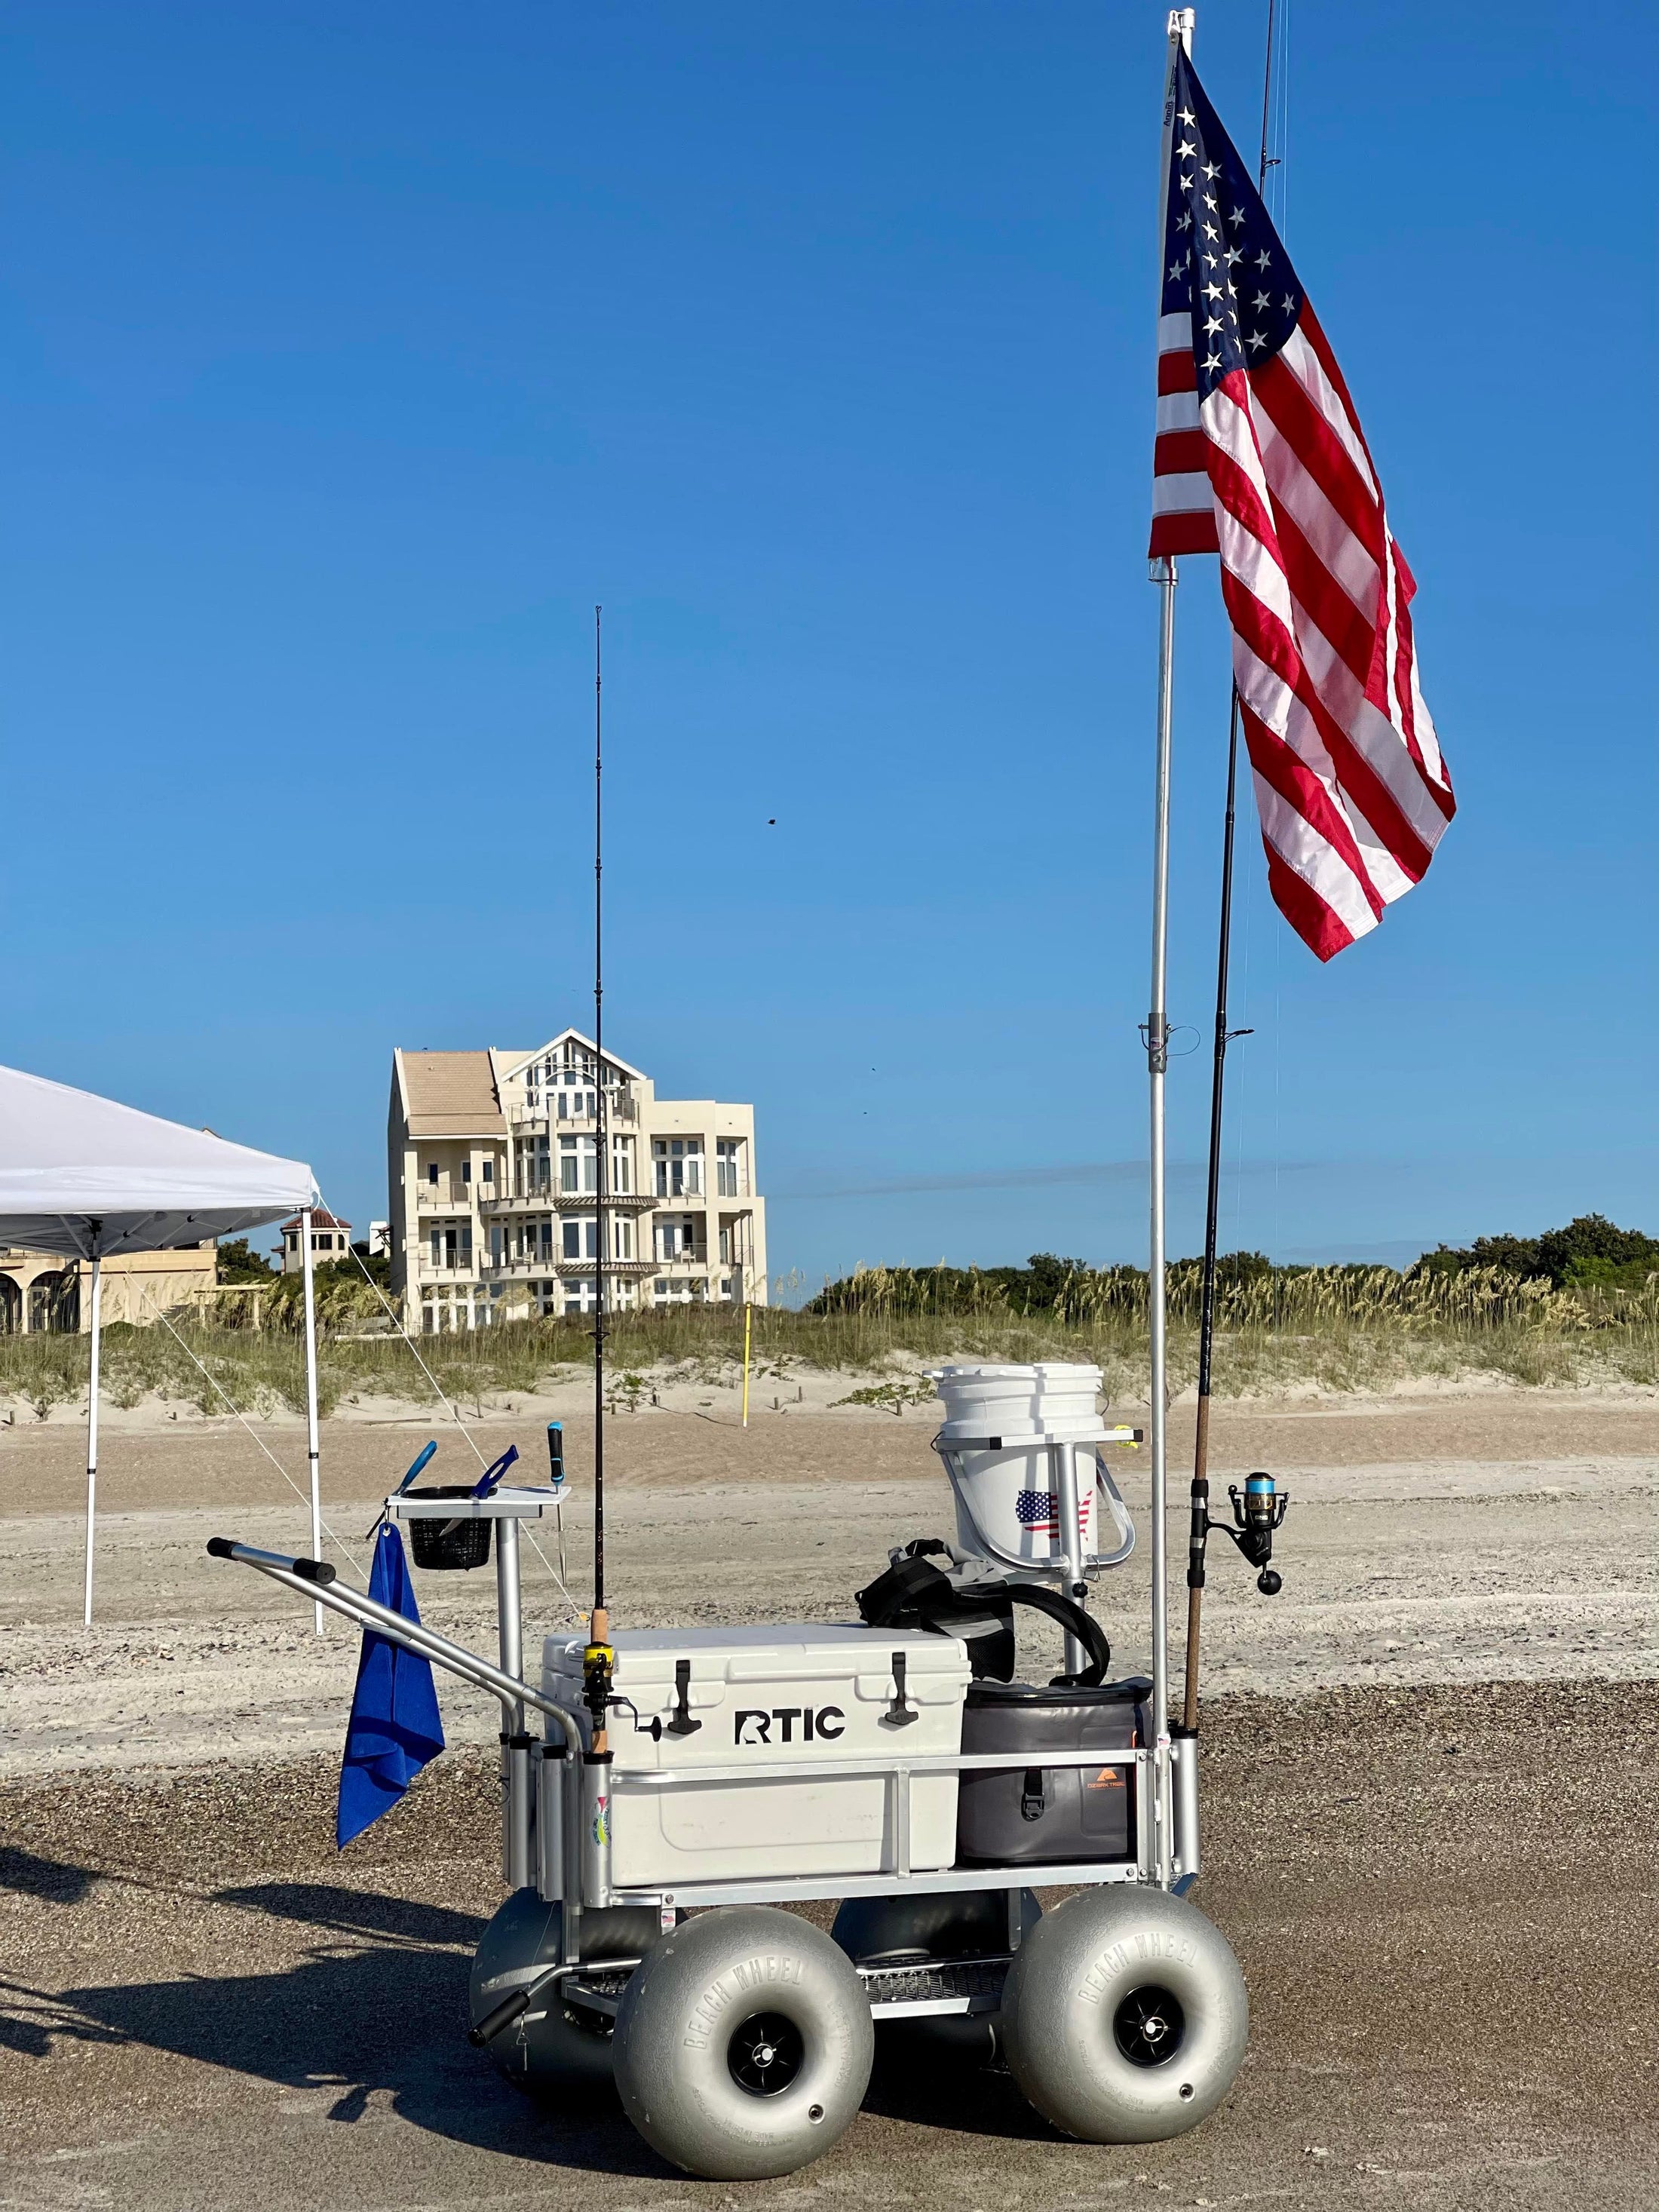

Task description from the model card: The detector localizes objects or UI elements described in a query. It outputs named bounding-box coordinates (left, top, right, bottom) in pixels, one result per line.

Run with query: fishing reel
left=1204, top=1471, right=1289, bottom=1595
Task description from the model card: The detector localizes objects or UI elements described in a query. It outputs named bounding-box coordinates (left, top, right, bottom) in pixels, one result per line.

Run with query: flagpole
left=1180, top=0, right=1279, bottom=1735
left=1146, top=6, right=1193, bottom=1892
left=1148, top=551, right=1176, bottom=1886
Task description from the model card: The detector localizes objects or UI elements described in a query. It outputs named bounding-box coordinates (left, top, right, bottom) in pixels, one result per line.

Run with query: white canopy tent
left=0, top=1064, right=320, bottom=1625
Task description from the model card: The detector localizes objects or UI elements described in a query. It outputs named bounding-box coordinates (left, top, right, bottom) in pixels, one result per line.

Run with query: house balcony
left=506, top=1092, right=640, bottom=1131
left=416, top=1187, right=481, bottom=1213
left=418, top=1258, right=480, bottom=1284
left=478, top=1185, right=654, bottom=1215
left=652, top=1249, right=710, bottom=1271
left=483, top=1255, right=655, bottom=1281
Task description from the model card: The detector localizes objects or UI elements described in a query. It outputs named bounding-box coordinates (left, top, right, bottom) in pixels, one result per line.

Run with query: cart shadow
left=864, top=2033, right=1059, bottom=2143
left=0, top=1845, right=97, bottom=1906
left=8, top=1902, right=674, bottom=2180
left=214, top=1881, right=486, bottom=1950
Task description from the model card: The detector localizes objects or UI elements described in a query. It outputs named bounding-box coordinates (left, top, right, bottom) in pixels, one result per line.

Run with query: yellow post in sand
left=741, top=1297, right=753, bottom=1429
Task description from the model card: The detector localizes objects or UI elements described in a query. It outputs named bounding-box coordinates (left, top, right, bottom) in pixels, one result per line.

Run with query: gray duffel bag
left=955, top=1677, right=1152, bottom=1867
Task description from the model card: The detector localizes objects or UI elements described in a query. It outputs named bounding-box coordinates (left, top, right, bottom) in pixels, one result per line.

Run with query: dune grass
left=0, top=1269, right=1656, bottom=1425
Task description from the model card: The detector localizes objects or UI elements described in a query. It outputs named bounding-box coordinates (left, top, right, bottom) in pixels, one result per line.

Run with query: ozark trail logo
left=734, top=1707, right=845, bottom=1746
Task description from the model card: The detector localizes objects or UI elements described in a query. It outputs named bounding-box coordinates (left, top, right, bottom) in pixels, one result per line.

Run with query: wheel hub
left=1112, top=1984, right=1187, bottom=2067
left=728, top=2011, right=805, bottom=2097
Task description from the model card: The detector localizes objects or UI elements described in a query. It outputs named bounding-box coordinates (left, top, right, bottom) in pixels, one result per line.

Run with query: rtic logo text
left=734, top=1707, right=845, bottom=1746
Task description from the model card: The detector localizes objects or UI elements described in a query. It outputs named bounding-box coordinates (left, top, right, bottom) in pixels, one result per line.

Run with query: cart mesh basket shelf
left=407, top=1487, right=492, bottom=1571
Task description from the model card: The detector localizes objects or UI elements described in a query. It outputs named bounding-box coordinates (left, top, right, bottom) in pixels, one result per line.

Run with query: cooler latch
left=882, top=1651, right=918, bottom=1728
left=664, top=1658, right=701, bottom=1738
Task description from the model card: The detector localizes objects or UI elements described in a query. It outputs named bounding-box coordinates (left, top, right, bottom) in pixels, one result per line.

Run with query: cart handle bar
left=205, top=1537, right=584, bottom=1752
left=207, top=1537, right=336, bottom=1584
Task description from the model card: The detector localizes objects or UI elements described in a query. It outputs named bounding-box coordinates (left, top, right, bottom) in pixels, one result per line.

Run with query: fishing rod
left=1179, top=0, right=1284, bottom=1736
left=583, top=603, right=615, bottom=1759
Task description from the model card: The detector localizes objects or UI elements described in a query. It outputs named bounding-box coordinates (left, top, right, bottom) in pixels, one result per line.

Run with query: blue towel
left=336, top=1523, right=446, bottom=1848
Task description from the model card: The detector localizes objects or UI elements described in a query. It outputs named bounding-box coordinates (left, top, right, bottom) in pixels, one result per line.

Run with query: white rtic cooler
left=928, top=1361, right=1124, bottom=1573
left=543, top=1624, right=972, bottom=1889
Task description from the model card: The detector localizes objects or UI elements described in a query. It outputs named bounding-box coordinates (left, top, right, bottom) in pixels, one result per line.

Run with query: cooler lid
left=543, top=1621, right=972, bottom=1690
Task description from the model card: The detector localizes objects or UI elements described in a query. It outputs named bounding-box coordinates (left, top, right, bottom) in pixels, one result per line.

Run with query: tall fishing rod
left=1180, top=3, right=1279, bottom=1736
left=584, top=603, right=614, bottom=1757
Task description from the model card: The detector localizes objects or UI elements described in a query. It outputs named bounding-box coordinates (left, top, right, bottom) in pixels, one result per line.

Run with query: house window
left=612, top=1137, right=633, bottom=1194
left=653, top=1139, right=703, bottom=1198
left=427, top=1162, right=439, bottom=1186
left=563, top=1275, right=598, bottom=1315
left=560, top=1136, right=598, bottom=1194
left=563, top=1219, right=599, bottom=1262
left=429, top=1223, right=472, bottom=1272
left=489, top=1223, right=504, bottom=1265
left=517, top=1218, right=554, bottom=1263
left=517, top=1135, right=550, bottom=1195
left=287, top=1232, right=299, bottom=1253
left=612, top=1216, right=633, bottom=1262
left=716, top=1139, right=744, bottom=1198
left=481, top=1158, right=495, bottom=1184
left=462, top=1161, right=472, bottom=1185
left=655, top=1214, right=699, bottom=1261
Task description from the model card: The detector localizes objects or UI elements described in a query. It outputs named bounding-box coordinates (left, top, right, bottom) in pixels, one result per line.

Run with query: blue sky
left=4, top=2, right=1653, bottom=1293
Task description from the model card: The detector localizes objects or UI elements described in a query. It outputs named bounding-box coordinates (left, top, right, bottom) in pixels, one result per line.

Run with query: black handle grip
left=468, top=1988, right=532, bottom=2047
left=204, top=1538, right=336, bottom=1586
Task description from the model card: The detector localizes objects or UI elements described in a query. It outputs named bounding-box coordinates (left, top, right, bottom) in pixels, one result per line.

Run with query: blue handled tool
left=394, top=1440, right=439, bottom=1495
left=471, top=1443, right=520, bottom=1499
left=547, top=1422, right=566, bottom=1493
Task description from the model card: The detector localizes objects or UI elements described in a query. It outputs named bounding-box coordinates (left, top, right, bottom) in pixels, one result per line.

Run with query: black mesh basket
left=406, top=1486, right=492, bottom=1572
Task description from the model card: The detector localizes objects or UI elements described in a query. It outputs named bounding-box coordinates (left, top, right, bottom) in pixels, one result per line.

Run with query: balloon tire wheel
left=1001, top=1887, right=1248, bottom=2142
left=613, top=1907, right=874, bottom=2180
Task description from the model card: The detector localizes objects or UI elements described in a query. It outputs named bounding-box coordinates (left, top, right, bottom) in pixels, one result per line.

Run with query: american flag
left=1015, top=1490, right=1093, bottom=1539
left=1150, top=47, right=1455, bottom=962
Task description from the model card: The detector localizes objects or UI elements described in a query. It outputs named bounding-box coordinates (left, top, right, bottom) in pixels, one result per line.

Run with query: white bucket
left=929, top=1361, right=1104, bottom=1443
left=927, top=1364, right=1108, bottom=1572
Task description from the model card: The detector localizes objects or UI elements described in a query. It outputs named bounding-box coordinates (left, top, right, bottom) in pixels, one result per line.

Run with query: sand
left=2, top=1385, right=1655, bottom=1778
left=3, top=1381, right=1656, bottom=2208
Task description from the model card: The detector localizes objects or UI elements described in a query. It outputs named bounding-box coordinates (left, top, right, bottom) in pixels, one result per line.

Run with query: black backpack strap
left=855, top=1550, right=953, bottom=1629
left=1001, top=1582, right=1112, bottom=1688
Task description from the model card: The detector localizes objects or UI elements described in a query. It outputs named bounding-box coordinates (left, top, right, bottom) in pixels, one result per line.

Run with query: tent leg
left=83, top=1259, right=103, bottom=1628
left=301, top=1207, right=323, bottom=1635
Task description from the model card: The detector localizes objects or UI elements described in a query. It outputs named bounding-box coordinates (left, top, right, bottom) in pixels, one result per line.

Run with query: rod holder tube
left=561, top=1748, right=585, bottom=1961
left=582, top=1750, right=614, bottom=1911
left=1170, top=1732, right=1201, bottom=1883
left=536, top=1744, right=566, bottom=1902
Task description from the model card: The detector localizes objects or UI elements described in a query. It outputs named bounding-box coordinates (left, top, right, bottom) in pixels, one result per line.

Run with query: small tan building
left=0, top=1243, right=217, bottom=1335
left=387, top=1030, right=767, bottom=1333
left=277, top=1207, right=354, bottom=1275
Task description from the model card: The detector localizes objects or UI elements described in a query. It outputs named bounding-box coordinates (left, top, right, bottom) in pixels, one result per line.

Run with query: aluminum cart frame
left=210, top=1476, right=1201, bottom=2037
